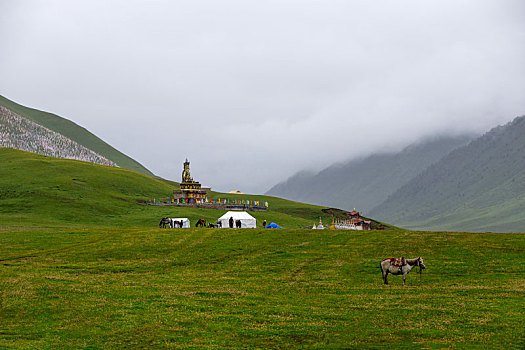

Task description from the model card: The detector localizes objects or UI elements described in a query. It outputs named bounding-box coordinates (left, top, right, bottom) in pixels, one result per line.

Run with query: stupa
left=173, top=159, right=208, bottom=203
left=316, top=217, right=325, bottom=230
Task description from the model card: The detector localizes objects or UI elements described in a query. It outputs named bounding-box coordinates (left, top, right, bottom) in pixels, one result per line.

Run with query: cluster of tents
left=167, top=211, right=282, bottom=229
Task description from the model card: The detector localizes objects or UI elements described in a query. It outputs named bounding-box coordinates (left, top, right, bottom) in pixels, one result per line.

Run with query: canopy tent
left=218, top=211, right=257, bottom=228
left=169, top=218, right=190, bottom=228
left=265, top=222, right=282, bottom=229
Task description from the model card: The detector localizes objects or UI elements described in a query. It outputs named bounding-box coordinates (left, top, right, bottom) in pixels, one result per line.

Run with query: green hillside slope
left=266, top=135, right=472, bottom=212
left=0, top=95, right=154, bottom=176
left=371, top=116, right=525, bottom=232
left=0, top=148, right=391, bottom=229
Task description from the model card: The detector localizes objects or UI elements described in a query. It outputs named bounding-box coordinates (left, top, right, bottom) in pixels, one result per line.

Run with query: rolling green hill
left=266, top=135, right=472, bottom=212
left=0, top=148, right=391, bottom=229
left=0, top=95, right=154, bottom=176
left=0, top=105, right=118, bottom=167
left=371, top=116, right=525, bottom=232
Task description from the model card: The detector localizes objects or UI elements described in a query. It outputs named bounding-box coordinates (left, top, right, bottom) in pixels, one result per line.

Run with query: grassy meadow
left=0, top=148, right=524, bottom=348
left=1, top=227, right=524, bottom=348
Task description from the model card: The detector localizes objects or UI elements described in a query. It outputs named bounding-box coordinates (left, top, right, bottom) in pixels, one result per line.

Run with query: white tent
left=170, top=218, right=190, bottom=228
left=218, top=211, right=257, bottom=228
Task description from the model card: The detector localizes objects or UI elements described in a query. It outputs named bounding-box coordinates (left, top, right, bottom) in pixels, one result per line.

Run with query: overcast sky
left=1, top=0, right=525, bottom=193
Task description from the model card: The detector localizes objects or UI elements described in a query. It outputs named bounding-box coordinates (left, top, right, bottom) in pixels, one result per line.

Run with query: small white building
left=218, top=211, right=257, bottom=228
left=170, top=218, right=191, bottom=228
left=314, top=217, right=325, bottom=230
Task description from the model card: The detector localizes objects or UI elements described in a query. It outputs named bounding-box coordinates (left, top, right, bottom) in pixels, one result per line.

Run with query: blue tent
left=265, top=222, right=282, bottom=229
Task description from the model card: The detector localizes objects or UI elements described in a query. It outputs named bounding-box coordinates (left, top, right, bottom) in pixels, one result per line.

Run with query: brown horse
left=159, top=217, right=171, bottom=228
left=195, top=219, right=206, bottom=227
left=380, top=257, right=425, bottom=286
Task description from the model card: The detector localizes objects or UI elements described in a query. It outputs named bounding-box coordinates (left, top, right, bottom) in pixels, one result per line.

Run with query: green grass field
left=1, top=227, right=523, bottom=348
left=0, top=148, right=524, bottom=348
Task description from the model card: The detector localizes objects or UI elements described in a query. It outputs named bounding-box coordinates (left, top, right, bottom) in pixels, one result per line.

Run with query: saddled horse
left=380, top=257, right=425, bottom=286
left=159, top=217, right=171, bottom=228
left=195, top=219, right=206, bottom=227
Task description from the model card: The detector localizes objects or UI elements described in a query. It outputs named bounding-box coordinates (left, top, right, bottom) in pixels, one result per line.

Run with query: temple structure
left=347, top=210, right=371, bottom=230
left=173, top=159, right=208, bottom=203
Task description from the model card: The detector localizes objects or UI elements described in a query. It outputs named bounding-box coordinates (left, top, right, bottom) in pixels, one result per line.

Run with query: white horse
left=380, top=257, right=425, bottom=286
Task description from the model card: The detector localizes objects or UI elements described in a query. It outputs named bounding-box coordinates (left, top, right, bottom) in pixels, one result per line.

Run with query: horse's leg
left=403, top=273, right=406, bottom=286
left=384, top=270, right=389, bottom=285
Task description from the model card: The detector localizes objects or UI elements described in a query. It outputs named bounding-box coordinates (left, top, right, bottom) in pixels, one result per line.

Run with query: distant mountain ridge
left=370, top=115, right=525, bottom=232
left=0, top=95, right=154, bottom=176
left=266, top=135, right=473, bottom=212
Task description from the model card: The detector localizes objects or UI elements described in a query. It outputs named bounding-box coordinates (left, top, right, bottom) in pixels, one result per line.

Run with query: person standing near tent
left=262, top=220, right=267, bottom=228
left=229, top=216, right=234, bottom=228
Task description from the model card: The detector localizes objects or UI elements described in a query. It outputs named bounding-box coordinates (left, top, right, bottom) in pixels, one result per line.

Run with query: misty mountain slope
left=0, top=106, right=117, bottom=166
left=266, top=135, right=472, bottom=212
left=0, top=95, right=154, bottom=176
left=370, top=116, right=525, bottom=233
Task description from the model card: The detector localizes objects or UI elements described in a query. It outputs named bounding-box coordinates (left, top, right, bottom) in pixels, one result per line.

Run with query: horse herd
left=158, top=217, right=218, bottom=228
left=158, top=217, right=426, bottom=286
left=159, top=217, right=245, bottom=229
